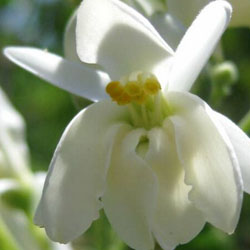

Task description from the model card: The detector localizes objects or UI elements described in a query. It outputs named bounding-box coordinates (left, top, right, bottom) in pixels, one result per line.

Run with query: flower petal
left=63, top=10, right=79, bottom=62
left=3, top=47, right=110, bottom=102
left=212, top=111, right=250, bottom=194
left=103, top=128, right=157, bottom=250
left=76, top=0, right=173, bottom=80
left=167, top=91, right=243, bottom=233
left=146, top=127, right=205, bottom=250
left=150, top=13, right=186, bottom=50
left=0, top=87, right=30, bottom=180
left=167, top=0, right=232, bottom=92
left=34, top=100, right=129, bottom=243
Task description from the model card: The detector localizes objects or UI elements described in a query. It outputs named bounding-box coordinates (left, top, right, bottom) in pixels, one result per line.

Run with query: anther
left=144, top=77, right=161, bottom=95
left=116, top=92, right=131, bottom=105
left=106, top=73, right=161, bottom=106
left=106, top=81, right=124, bottom=100
left=124, top=81, right=142, bottom=97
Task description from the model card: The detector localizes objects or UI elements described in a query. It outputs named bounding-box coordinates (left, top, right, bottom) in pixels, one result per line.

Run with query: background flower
left=0, top=87, right=72, bottom=250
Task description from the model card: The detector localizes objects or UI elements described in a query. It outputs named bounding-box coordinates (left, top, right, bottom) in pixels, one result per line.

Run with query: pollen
left=106, top=81, right=124, bottom=100
left=144, top=77, right=161, bottom=95
left=116, top=92, right=131, bottom=105
left=124, top=81, right=142, bottom=97
left=106, top=73, right=161, bottom=105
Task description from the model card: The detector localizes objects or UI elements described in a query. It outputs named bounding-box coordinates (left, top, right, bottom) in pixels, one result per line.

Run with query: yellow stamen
left=144, top=77, right=161, bottom=95
left=124, top=81, right=142, bottom=97
left=116, top=92, right=131, bottom=105
left=106, top=81, right=124, bottom=100
left=133, top=91, right=147, bottom=104
left=106, top=73, right=161, bottom=105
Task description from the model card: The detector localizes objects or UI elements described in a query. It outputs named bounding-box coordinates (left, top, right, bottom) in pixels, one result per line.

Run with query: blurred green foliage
left=0, top=0, right=250, bottom=250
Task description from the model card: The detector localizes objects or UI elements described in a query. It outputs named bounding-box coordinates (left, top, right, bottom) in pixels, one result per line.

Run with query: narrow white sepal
left=4, top=47, right=110, bottom=102
left=167, top=0, right=232, bottom=92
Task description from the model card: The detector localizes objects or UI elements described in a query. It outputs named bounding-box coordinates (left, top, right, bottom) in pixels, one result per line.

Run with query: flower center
left=106, top=72, right=161, bottom=105
left=106, top=72, right=171, bottom=129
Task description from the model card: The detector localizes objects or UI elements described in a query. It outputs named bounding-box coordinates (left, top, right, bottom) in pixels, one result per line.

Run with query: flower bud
left=211, top=61, right=239, bottom=87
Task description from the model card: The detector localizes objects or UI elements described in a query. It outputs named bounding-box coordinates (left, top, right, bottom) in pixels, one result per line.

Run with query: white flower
left=0, top=87, right=30, bottom=181
left=3, top=0, right=250, bottom=249
left=0, top=89, right=72, bottom=250
left=0, top=173, right=73, bottom=250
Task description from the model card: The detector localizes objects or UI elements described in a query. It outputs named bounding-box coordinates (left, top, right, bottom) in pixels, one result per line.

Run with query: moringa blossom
left=0, top=87, right=30, bottom=181
left=3, top=0, right=250, bottom=249
left=0, top=87, right=72, bottom=250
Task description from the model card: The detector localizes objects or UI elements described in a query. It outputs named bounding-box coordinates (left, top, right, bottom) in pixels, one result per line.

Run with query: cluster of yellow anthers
left=106, top=74, right=161, bottom=105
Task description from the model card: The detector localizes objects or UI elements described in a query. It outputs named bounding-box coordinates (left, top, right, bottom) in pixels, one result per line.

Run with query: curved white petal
left=146, top=127, right=205, bottom=250
left=103, top=129, right=157, bottom=250
left=167, top=1, right=232, bottom=92
left=212, top=111, right=250, bottom=194
left=0, top=87, right=30, bottom=179
left=34, top=100, right=129, bottom=243
left=167, top=91, right=243, bottom=233
left=3, top=47, right=110, bottom=102
left=150, top=13, right=186, bottom=50
left=76, top=0, right=173, bottom=80
left=63, top=10, right=79, bottom=62
left=63, top=10, right=105, bottom=75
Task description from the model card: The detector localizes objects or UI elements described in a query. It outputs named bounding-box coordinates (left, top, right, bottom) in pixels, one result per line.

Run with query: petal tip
left=2, top=46, right=35, bottom=68
left=207, top=0, right=232, bottom=21
left=3, top=46, right=25, bottom=56
left=3, top=46, right=16, bottom=60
